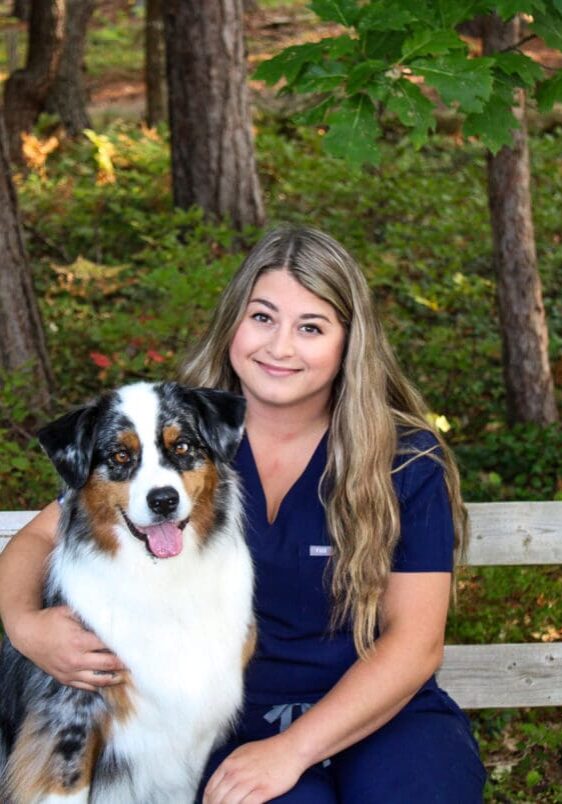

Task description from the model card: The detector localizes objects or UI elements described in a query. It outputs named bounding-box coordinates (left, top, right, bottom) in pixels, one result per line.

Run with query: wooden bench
left=1, top=503, right=561, bottom=709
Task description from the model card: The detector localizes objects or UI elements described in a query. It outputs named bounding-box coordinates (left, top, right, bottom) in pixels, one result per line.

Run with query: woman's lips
left=255, top=360, right=302, bottom=377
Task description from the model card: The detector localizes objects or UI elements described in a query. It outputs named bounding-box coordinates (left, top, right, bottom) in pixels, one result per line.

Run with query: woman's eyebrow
left=249, top=297, right=277, bottom=310
left=248, top=298, right=332, bottom=323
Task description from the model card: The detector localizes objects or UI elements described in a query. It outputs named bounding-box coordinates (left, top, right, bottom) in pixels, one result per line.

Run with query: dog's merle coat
left=0, top=382, right=254, bottom=803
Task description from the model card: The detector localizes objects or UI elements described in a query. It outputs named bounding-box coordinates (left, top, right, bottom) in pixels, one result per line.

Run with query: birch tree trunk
left=164, top=0, right=264, bottom=229
left=483, top=14, right=558, bottom=424
left=0, top=113, right=53, bottom=410
left=3, top=0, right=65, bottom=162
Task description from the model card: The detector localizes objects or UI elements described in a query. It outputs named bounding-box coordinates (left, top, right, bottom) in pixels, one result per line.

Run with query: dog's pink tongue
left=141, top=523, right=183, bottom=558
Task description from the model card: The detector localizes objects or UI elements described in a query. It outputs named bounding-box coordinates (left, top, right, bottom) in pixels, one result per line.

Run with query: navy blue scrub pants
left=197, top=690, right=486, bottom=803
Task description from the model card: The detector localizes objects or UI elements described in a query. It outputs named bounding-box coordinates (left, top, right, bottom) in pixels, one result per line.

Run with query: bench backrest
left=1, top=502, right=561, bottom=709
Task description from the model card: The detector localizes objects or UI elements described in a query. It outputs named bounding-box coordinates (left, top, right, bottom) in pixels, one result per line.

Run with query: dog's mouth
left=119, top=509, right=189, bottom=559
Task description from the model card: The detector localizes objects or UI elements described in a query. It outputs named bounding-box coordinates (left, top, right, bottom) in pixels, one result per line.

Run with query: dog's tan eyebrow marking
left=163, top=424, right=182, bottom=450
left=118, top=431, right=141, bottom=454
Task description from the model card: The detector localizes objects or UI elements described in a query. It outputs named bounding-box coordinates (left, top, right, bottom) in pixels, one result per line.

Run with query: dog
left=0, top=381, right=255, bottom=803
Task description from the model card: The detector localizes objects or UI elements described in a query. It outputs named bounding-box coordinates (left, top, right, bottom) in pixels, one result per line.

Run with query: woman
left=0, top=227, right=485, bottom=803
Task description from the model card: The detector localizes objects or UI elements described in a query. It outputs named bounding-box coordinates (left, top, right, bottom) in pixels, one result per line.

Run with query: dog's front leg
left=1, top=684, right=106, bottom=804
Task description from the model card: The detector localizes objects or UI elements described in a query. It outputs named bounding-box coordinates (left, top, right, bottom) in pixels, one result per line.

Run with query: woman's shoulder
left=392, top=428, right=445, bottom=502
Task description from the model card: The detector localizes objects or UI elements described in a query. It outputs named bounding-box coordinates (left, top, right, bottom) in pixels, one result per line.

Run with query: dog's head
left=37, top=382, right=246, bottom=558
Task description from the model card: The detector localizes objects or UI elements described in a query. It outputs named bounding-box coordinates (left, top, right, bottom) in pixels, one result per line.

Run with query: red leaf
left=147, top=349, right=165, bottom=363
left=90, top=351, right=112, bottom=368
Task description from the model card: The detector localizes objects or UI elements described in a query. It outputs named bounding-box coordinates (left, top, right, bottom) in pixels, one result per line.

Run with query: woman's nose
left=267, top=325, right=295, bottom=359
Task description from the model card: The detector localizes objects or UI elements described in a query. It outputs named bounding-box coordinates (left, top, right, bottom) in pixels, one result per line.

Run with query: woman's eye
left=175, top=441, right=190, bottom=456
left=300, top=324, right=322, bottom=334
left=113, top=450, right=130, bottom=465
left=251, top=312, right=271, bottom=323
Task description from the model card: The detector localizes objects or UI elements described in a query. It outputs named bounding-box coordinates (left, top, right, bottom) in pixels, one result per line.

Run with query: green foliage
left=254, top=0, right=562, bottom=160
left=456, top=423, right=562, bottom=502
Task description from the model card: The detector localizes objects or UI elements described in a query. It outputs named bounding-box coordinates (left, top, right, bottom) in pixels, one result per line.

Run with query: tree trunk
left=11, top=0, right=30, bottom=21
left=145, top=0, right=167, bottom=127
left=45, top=0, right=95, bottom=136
left=0, top=112, right=53, bottom=410
left=3, top=0, right=65, bottom=162
left=483, top=14, right=558, bottom=424
left=164, top=0, right=265, bottom=230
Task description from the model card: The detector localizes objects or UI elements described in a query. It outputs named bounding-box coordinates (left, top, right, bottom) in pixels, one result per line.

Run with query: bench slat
left=465, top=501, right=562, bottom=565
left=437, top=643, right=562, bottom=708
left=2, top=503, right=562, bottom=564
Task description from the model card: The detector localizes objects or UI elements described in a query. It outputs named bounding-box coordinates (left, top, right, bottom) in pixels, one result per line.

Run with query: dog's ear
left=37, top=404, right=100, bottom=489
left=183, top=387, right=246, bottom=463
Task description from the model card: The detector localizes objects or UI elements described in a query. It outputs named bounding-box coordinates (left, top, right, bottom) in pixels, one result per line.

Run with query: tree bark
left=164, top=0, right=265, bottom=230
left=0, top=112, right=53, bottom=410
left=145, top=0, right=167, bottom=127
left=3, top=0, right=65, bottom=162
left=45, top=0, right=95, bottom=136
left=483, top=14, right=558, bottom=424
left=11, top=0, right=30, bottom=21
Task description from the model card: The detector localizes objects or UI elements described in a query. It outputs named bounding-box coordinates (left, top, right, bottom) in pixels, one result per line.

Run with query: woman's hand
left=12, top=605, right=126, bottom=691
left=203, top=733, right=307, bottom=804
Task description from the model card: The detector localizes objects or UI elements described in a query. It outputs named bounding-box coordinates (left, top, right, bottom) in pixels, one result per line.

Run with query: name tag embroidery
left=309, top=545, right=333, bottom=557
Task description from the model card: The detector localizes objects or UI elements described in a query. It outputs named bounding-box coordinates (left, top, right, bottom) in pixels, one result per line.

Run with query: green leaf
left=495, top=0, right=545, bottom=16
left=254, top=42, right=327, bottom=85
left=347, top=60, right=387, bottom=93
left=436, top=0, right=489, bottom=27
left=294, top=61, right=347, bottom=93
left=358, top=2, right=417, bottom=32
left=530, top=10, right=562, bottom=49
left=323, top=95, right=380, bottom=164
left=494, top=52, right=545, bottom=86
left=536, top=69, right=562, bottom=111
left=308, top=0, right=361, bottom=26
left=401, top=29, right=467, bottom=61
left=414, top=55, right=494, bottom=113
left=463, top=97, right=519, bottom=153
left=294, top=96, right=334, bottom=125
left=326, top=34, right=358, bottom=59
left=364, top=30, right=407, bottom=61
left=387, top=79, right=436, bottom=147
left=11, top=456, right=31, bottom=472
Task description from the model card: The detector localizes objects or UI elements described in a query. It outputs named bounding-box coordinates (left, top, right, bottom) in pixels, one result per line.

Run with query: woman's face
left=229, top=269, right=346, bottom=414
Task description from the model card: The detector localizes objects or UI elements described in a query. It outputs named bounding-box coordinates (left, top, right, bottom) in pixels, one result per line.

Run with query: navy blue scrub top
left=233, top=429, right=455, bottom=707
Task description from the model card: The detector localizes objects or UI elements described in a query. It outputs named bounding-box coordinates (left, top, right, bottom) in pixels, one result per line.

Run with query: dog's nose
left=147, top=486, right=180, bottom=516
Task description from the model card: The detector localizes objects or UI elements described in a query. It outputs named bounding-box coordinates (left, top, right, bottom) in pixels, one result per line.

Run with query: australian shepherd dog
left=0, top=381, right=255, bottom=803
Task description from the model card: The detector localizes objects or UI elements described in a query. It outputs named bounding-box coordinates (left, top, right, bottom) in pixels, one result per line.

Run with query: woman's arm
left=203, top=571, right=451, bottom=804
left=0, top=502, right=124, bottom=690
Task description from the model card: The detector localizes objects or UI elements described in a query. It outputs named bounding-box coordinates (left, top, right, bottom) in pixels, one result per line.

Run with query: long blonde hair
left=182, top=226, right=468, bottom=657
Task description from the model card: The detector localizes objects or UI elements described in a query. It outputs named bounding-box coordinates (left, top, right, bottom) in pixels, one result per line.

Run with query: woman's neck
left=244, top=399, right=331, bottom=444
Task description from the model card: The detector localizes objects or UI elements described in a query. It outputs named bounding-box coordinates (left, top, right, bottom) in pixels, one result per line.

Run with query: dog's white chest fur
left=52, top=521, right=253, bottom=801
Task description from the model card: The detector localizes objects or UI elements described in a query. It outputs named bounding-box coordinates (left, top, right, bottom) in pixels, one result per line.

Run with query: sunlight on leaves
left=426, top=412, right=452, bottom=433
left=21, top=133, right=60, bottom=178
left=84, top=128, right=117, bottom=184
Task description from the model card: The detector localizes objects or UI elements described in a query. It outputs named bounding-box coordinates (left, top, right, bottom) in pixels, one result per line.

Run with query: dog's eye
left=174, top=441, right=190, bottom=456
left=113, top=450, right=131, bottom=465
